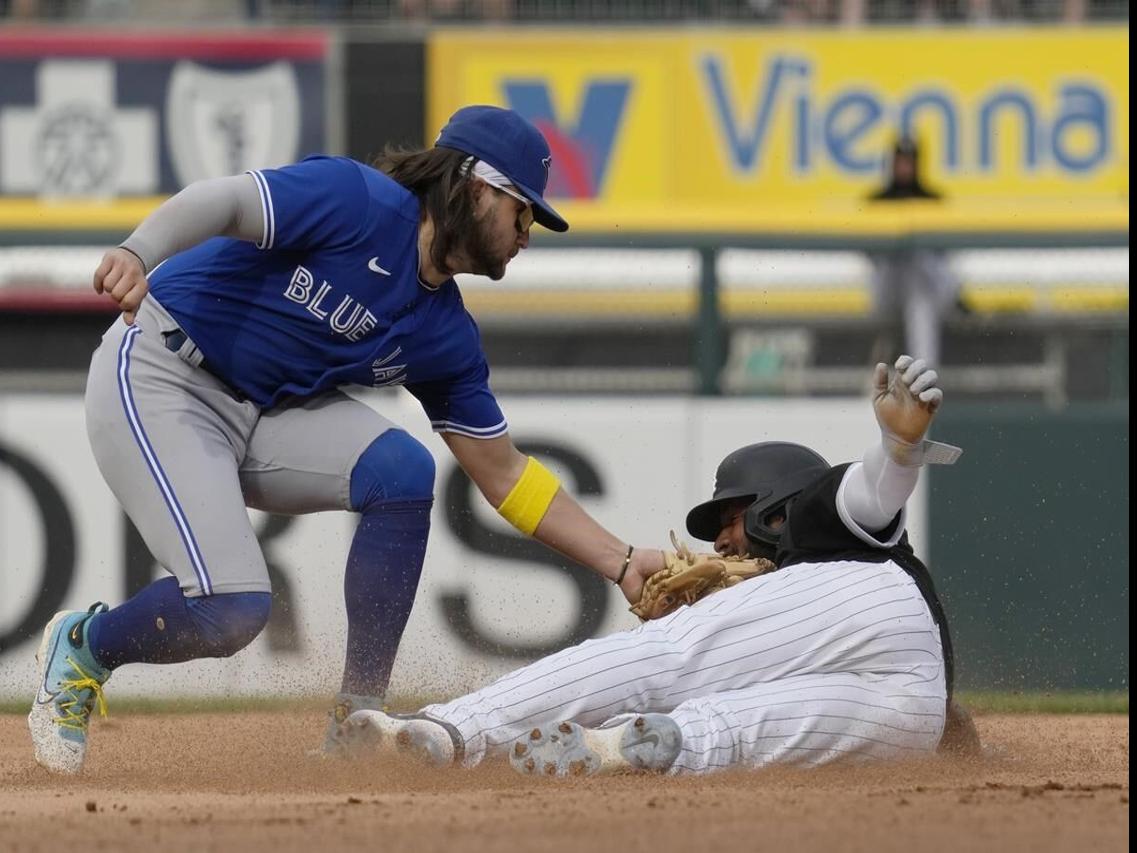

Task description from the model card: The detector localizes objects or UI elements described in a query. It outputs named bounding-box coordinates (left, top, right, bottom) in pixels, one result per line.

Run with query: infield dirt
left=0, top=711, right=1127, bottom=853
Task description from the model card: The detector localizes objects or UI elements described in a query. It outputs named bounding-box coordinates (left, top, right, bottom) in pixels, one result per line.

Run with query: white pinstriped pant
left=422, top=560, right=947, bottom=774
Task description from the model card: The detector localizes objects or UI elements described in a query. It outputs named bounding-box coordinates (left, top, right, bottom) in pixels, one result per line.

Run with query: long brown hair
left=374, top=146, right=475, bottom=277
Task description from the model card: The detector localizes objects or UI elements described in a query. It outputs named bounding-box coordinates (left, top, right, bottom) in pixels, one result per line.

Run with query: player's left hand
left=872, top=355, right=942, bottom=446
left=94, top=247, right=150, bottom=325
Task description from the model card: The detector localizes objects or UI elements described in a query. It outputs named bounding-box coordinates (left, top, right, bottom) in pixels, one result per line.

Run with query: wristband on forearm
left=882, top=434, right=964, bottom=467
left=496, top=456, right=561, bottom=536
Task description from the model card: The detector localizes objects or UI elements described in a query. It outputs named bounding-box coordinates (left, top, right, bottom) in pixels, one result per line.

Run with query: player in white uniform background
left=28, top=106, right=669, bottom=774
left=342, top=355, right=969, bottom=775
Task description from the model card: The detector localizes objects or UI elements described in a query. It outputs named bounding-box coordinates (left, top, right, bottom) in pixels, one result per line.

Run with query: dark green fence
left=929, top=403, right=1129, bottom=691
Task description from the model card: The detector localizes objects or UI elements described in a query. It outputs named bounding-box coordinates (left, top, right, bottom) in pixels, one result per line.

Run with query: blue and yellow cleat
left=28, top=604, right=111, bottom=775
left=510, top=715, right=682, bottom=778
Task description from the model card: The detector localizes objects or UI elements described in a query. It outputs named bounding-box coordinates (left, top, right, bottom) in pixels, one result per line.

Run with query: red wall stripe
left=0, top=28, right=328, bottom=60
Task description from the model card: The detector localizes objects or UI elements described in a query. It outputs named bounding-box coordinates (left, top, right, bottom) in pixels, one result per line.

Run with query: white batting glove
left=872, top=356, right=954, bottom=466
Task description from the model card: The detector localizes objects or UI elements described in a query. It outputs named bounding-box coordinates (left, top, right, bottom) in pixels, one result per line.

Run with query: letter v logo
left=701, top=55, right=808, bottom=174
left=503, top=80, right=631, bottom=199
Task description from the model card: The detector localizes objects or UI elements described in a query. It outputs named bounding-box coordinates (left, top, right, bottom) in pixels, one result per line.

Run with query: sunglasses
left=482, top=178, right=535, bottom=233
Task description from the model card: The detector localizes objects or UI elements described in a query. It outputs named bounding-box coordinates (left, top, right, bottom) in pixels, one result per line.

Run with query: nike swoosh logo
left=368, top=258, right=392, bottom=276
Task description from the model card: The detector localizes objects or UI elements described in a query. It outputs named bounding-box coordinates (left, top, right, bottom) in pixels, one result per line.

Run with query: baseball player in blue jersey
left=339, top=356, right=979, bottom=775
left=28, top=106, right=667, bottom=774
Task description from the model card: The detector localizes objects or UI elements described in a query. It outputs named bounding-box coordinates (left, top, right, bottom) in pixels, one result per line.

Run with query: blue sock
left=341, top=430, right=434, bottom=697
left=341, top=500, right=432, bottom=696
left=86, top=576, right=271, bottom=670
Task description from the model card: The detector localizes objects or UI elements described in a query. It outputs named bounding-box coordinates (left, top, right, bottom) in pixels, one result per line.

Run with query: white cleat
left=510, top=714, right=682, bottom=778
left=339, top=710, right=461, bottom=766
left=319, top=692, right=383, bottom=758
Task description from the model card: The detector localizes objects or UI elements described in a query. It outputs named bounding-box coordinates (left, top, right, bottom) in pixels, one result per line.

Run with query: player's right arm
left=441, top=430, right=664, bottom=605
left=93, top=174, right=266, bottom=324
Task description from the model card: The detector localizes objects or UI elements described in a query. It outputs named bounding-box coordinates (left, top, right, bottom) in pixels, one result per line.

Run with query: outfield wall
left=1, top=393, right=1129, bottom=698
left=2, top=393, right=917, bottom=700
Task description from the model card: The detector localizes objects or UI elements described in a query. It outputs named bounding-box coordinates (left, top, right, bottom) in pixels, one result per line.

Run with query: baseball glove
left=630, top=531, right=776, bottom=621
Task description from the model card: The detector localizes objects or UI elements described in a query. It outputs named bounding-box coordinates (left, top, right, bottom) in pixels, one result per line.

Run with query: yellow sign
left=429, top=28, right=1129, bottom=233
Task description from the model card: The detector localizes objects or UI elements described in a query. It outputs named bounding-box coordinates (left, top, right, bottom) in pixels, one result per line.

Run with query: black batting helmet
left=686, top=442, right=830, bottom=546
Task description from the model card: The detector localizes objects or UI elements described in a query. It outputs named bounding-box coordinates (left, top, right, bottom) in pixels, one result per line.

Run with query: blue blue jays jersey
left=148, top=156, right=507, bottom=439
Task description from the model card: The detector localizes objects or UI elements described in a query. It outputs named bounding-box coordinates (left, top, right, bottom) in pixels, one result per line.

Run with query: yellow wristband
left=497, top=456, right=561, bottom=536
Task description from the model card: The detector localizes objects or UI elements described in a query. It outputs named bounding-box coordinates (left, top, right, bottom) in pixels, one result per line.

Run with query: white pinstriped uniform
left=421, top=468, right=949, bottom=774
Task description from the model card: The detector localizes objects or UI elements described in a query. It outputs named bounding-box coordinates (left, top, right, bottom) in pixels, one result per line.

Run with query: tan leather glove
left=630, top=532, right=776, bottom=621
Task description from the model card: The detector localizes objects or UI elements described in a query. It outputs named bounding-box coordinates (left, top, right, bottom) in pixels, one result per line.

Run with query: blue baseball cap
left=434, top=105, right=569, bottom=233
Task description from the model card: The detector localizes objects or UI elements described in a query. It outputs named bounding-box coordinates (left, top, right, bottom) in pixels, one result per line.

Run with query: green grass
left=1, top=691, right=1127, bottom=716
left=0, top=695, right=329, bottom=715
left=956, top=690, right=1128, bottom=714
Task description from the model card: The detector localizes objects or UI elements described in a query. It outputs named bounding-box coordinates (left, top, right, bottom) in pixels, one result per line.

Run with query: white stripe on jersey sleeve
left=245, top=169, right=275, bottom=250
left=835, top=464, right=908, bottom=549
left=431, top=418, right=509, bottom=439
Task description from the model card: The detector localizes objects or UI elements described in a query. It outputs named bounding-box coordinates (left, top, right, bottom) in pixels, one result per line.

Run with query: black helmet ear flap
left=742, top=463, right=827, bottom=548
left=743, top=498, right=787, bottom=547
